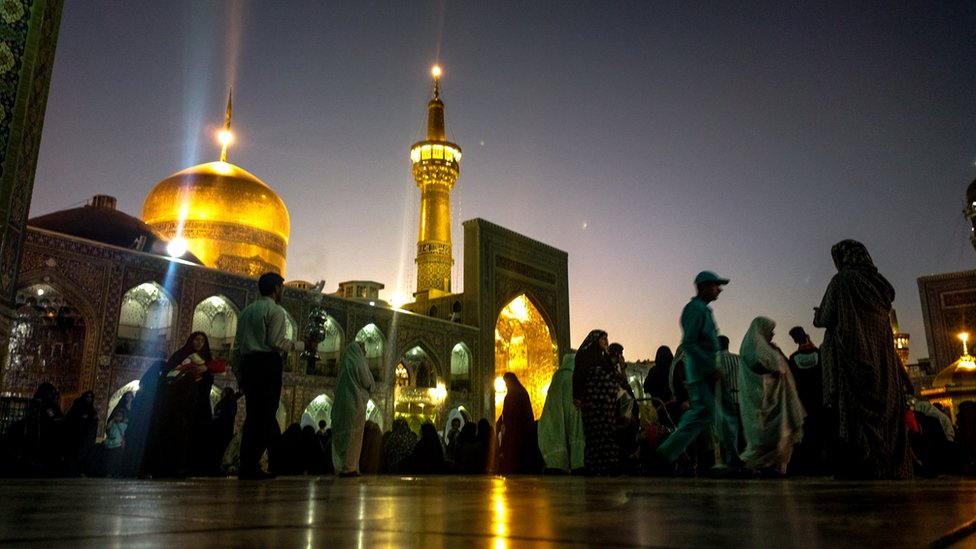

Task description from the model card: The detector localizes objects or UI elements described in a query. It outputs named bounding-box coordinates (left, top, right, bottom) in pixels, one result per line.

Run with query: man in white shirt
left=234, top=272, right=308, bottom=480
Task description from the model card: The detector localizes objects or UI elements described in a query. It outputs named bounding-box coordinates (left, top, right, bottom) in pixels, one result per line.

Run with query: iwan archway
left=494, top=294, right=558, bottom=420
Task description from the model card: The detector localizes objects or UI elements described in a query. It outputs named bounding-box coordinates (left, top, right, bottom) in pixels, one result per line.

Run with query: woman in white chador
left=330, top=341, right=374, bottom=476
left=738, top=317, right=805, bottom=475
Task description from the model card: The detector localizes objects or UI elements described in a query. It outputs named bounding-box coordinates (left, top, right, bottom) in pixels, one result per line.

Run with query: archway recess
left=493, top=294, right=558, bottom=420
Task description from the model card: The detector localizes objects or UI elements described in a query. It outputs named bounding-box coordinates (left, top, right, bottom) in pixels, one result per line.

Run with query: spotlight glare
left=167, top=237, right=188, bottom=258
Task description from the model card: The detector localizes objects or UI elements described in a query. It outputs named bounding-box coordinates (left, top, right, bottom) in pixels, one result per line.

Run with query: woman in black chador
left=496, top=372, right=541, bottom=474
left=149, top=332, right=216, bottom=476
left=64, top=390, right=98, bottom=475
left=574, top=329, right=620, bottom=475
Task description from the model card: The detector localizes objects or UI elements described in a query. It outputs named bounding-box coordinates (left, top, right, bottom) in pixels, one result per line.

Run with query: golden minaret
left=410, top=66, right=462, bottom=295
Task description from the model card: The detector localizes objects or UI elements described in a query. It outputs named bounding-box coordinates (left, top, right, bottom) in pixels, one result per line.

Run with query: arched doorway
left=355, top=323, right=385, bottom=381
left=313, top=315, right=343, bottom=376
left=191, top=295, right=239, bottom=361
left=494, top=294, right=558, bottom=420
left=116, top=282, right=174, bottom=358
left=393, top=345, right=446, bottom=433
left=450, top=342, right=471, bottom=391
left=107, top=380, right=140, bottom=420
left=442, top=405, right=471, bottom=443
left=302, top=394, right=334, bottom=429
left=5, top=283, right=87, bottom=398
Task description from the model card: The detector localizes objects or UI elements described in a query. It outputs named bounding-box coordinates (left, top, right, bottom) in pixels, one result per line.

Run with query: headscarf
left=166, top=331, right=212, bottom=373
left=644, top=345, right=673, bottom=399
left=383, top=418, right=418, bottom=473
left=739, top=317, right=787, bottom=375
left=831, top=239, right=876, bottom=271
left=572, top=329, right=608, bottom=401
left=498, top=372, right=538, bottom=473
left=538, top=353, right=585, bottom=470
left=411, top=422, right=446, bottom=474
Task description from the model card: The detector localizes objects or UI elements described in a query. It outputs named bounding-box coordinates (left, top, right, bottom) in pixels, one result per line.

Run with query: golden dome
left=142, top=161, right=290, bottom=276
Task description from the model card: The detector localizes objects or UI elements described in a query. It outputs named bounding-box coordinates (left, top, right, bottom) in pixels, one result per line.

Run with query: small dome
left=29, top=195, right=203, bottom=263
left=142, top=161, right=290, bottom=276
left=933, top=358, right=976, bottom=389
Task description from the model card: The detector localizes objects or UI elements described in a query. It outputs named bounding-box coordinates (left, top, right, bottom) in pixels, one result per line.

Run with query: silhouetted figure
left=497, top=372, right=542, bottom=474
left=478, top=418, right=497, bottom=474
left=411, top=422, right=446, bottom=474
left=576, top=330, right=620, bottom=476
left=64, top=390, right=98, bottom=475
left=644, top=346, right=674, bottom=403
left=235, top=272, right=310, bottom=480
left=103, top=408, right=127, bottom=477
left=270, top=423, right=304, bottom=475
left=814, top=240, right=912, bottom=480
left=210, top=387, right=241, bottom=474
left=359, top=420, right=383, bottom=474
left=383, top=419, right=417, bottom=474
left=787, top=326, right=827, bottom=475
left=151, top=331, right=215, bottom=477
left=4, top=382, right=65, bottom=476
left=445, top=417, right=462, bottom=462
left=455, top=422, right=483, bottom=473
left=654, top=271, right=729, bottom=475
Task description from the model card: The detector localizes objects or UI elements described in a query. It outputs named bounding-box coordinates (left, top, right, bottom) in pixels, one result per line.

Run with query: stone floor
left=1, top=475, right=974, bottom=548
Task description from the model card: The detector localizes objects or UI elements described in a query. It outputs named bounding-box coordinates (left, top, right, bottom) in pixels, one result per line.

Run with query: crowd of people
left=0, top=330, right=236, bottom=478
left=534, top=239, right=957, bottom=479
left=0, top=241, right=970, bottom=480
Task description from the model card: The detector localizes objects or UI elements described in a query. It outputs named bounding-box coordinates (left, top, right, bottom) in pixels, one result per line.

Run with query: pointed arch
left=192, top=295, right=239, bottom=360
left=450, top=342, right=472, bottom=391
left=302, top=393, right=334, bottom=429
left=494, top=293, right=558, bottom=420
left=5, top=281, right=93, bottom=397
left=355, top=323, right=386, bottom=381
left=116, top=281, right=175, bottom=358
left=313, top=314, right=343, bottom=376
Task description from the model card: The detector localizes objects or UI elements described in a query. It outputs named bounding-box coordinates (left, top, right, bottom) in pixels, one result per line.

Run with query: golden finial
left=431, top=65, right=441, bottom=99
left=218, top=88, right=234, bottom=163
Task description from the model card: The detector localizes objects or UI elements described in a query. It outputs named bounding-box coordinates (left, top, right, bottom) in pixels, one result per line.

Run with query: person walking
left=233, top=272, right=309, bottom=480
left=653, top=271, right=729, bottom=474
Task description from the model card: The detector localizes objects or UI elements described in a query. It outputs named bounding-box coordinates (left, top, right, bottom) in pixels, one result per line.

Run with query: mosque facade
left=0, top=66, right=571, bottom=437
left=917, top=176, right=976, bottom=420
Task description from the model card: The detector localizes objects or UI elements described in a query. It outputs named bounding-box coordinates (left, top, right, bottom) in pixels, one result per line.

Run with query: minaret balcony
left=410, top=142, right=462, bottom=169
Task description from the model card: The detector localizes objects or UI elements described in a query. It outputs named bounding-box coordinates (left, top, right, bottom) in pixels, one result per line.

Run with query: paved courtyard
left=1, top=475, right=974, bottom=548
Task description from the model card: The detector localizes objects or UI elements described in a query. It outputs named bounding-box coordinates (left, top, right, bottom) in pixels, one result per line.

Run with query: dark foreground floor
left=1, top=475, right=974, bottom=548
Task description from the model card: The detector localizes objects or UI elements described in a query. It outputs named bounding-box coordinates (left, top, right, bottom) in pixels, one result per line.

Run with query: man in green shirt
left=234, top=273, right=308, bottom=480
left=654, top=271, right=729, bottom=472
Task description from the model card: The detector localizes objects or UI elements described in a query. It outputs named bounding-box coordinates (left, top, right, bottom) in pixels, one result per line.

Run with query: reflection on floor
left=0, top=475, right=974, bottom=547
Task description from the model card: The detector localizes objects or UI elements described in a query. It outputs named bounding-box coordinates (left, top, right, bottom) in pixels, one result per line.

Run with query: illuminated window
left=451, top=343, right=471, bottom=382
left=116, top=282, right=173, bottom=357
left=395, top=363, right=410, bottom=387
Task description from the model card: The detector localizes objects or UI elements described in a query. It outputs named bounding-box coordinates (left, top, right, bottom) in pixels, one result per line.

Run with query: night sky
left=31, top=2, right=976, bottom=362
